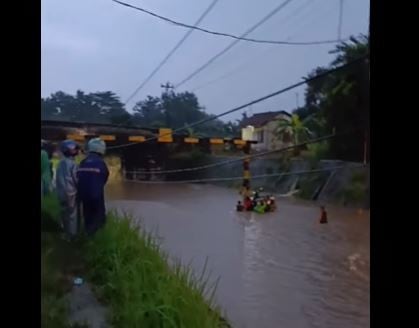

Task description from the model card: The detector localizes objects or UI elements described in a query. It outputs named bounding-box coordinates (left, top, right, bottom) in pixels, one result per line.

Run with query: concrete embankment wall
left=204, top=156, right=370, bottom=208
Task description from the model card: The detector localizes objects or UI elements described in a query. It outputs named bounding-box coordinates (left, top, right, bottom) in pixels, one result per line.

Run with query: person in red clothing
left=244, top=196, right=253, bottom=211
left=319, top=206, right=328, bottom=224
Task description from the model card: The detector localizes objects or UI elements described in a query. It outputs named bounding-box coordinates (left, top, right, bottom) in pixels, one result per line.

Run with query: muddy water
left=106, top=182, right=369, bottom=328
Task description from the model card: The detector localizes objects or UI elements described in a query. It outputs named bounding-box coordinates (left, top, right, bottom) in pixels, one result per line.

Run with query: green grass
left=41, top=195, right=86, bottom=328
left=338, top=170, right=368, bottom=205
left=85, top=212, right=229, bottom=328
left=42, top=195, right=230, bottom=328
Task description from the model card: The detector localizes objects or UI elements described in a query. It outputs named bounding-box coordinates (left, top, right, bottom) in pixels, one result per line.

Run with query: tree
left=41, top=90, right=130, bottom=124
left=161, top=91, right=206, bottom=129
left=132, top=96, right=164, bottom=127
left=131, top=87, right=231, bottom=137
left=275, top=114, right=313, bottom=156
left=301, top=34, right=369, bottom=161
left=41, top=87, right=238, bottom=138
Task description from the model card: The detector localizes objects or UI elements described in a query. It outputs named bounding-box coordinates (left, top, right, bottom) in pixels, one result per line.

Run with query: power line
left=173, top=0, right=297, bottom=89
left=108, top=54, right=368, bottom=150
left=190, top=0, right=345, bottom=93
left=113, top=0, right=343, bottom=48
left=285, top=0, right=340, bottom=43
left=124, top=0, right=220, bottom=106
left=190, top=46, right=278, bottom=93
left=119, top=127, right=362, bottom=175
left=122, top=164, right=366, bottom=184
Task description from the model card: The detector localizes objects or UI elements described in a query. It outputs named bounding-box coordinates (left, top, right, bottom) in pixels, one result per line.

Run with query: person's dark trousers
left=82, top=199, right=106, bottom=236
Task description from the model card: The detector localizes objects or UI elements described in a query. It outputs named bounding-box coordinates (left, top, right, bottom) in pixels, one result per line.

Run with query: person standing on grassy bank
left=41, top=140, right=52, bottom=196
left=77, top=138, right=109, bottom=236
left=56, top=140, right=80, bottom=239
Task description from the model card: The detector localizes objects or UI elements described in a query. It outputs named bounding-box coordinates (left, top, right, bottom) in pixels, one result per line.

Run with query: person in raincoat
left=56, top=140, right=80, bottom=239
left=77, top=138, right=109, bottom=236
left=41, top=140, right=52, bottom=196
left=253, top=201, right=266, bottom=214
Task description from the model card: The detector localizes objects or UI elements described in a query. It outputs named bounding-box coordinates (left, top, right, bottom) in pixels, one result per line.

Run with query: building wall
left=243, top=114, right=291, bottom=151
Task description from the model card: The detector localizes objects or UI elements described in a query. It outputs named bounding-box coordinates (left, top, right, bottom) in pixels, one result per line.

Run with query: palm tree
left=275, top=114, right=313, bottom=156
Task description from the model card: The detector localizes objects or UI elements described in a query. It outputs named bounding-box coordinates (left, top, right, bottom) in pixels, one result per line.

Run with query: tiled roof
left=240, top=111, right=291, bottom=128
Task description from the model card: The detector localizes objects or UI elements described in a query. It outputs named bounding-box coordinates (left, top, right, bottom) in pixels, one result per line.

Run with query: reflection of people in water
left=264, top=196, right=272, bottom=212
left=269, top=196, right=276, bottom=211
left=144, top=155, right=156, bottom=181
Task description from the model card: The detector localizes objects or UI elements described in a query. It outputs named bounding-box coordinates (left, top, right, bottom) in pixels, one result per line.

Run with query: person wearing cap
left=77, top=138, right=109, bottom=236
left=56, top=140, right=80, bottom=239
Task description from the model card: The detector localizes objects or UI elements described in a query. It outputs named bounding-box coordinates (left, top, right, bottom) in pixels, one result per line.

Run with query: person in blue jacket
left=77, top=138, right=109, bottom=236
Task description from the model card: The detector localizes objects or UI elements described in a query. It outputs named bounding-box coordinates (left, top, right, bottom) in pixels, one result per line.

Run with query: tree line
left=41, top=34, right=369, bottom=161
left=41, top=89, right=240, bottom=138
left=277, top=34, right=369, bottom=162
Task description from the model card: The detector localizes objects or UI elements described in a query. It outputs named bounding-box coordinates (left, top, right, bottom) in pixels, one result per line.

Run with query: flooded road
left=106, top=182, right=370, bottom=328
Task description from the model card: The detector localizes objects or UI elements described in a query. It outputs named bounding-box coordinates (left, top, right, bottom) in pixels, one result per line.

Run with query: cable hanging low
left=112, top=0, right=346, bottom=46
left=107, top=54, right=368, bottom=150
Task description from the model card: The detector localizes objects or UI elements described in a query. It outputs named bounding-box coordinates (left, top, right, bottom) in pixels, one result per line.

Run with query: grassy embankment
left=41, top=194, right=230, bottom=328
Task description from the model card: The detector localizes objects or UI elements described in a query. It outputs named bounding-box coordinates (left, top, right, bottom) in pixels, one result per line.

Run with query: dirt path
left=67, top=282, right=110, bottom=328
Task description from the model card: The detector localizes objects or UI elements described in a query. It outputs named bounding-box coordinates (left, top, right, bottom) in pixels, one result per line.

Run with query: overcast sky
left=41, top=0, right=369, bottom=121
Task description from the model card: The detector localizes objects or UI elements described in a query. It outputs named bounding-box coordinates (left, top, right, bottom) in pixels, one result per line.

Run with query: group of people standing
left=41, top=138, right=110, bottom=239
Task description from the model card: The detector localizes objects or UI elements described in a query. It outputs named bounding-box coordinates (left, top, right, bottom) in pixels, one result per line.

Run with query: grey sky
left=41, top=0, right=369, bottom=122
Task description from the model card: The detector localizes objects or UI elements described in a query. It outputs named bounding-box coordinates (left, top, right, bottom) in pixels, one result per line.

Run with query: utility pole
left=242, top=142, right=251, bottom=202
left=161, top=82, right=174, bottom=127
left=160, top=82, right=174, bottom=94
left=296, top=92, right=300, bottom=108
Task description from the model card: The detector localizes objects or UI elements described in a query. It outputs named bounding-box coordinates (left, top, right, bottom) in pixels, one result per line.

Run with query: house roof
left=240, top=111, right=291, bottom=128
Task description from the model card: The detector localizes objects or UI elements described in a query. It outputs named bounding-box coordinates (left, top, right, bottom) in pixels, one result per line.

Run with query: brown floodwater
left=106, top=181, right=370, bottom=328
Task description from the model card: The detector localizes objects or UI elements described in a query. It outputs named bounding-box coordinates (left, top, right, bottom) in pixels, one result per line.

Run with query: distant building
left=240, top=111, right=291, bottom=151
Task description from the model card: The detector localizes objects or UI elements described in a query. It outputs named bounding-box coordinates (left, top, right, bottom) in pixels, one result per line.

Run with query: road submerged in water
left=106, top=182, right=370, bottom=328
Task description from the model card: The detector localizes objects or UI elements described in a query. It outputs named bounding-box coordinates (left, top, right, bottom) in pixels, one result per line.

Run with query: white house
left=240, top=111, right=291, bottom=151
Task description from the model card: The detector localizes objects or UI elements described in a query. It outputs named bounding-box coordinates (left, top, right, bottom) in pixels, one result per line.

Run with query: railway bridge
left=41, top=120, right=255, bottom=181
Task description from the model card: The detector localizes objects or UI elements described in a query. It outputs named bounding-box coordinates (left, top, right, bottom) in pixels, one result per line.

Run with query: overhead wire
left=285, top=0, right=340, bottom=42
left=107, top=54, right=369, bottom=150
left=112, top=0, right=346, bottom=127
left=189, top=0, right=324, bottom=93
left=113, top=0, right=345, bottom=48
left=173, top=0, right=297, bottom=89
left=123, top=0, right=220, bottom=106
left=118, top=126, right=363, bottom=175
left=122, top=164, right=366, bottom=184
left=124, top=132, right=338, bottom=174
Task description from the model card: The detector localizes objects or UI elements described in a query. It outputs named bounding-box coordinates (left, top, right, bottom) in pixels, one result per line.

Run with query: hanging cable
left=113, top=0, right=343, bottom=48
left=124, top=0, right=220, bottom=106
left=108, top=54, right=368, bottom=150
left=122, top=164, right=366, bottom=184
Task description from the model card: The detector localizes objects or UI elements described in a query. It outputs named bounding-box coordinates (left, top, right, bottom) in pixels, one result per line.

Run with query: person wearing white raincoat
left=56, top=140, right=80, bottom=239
